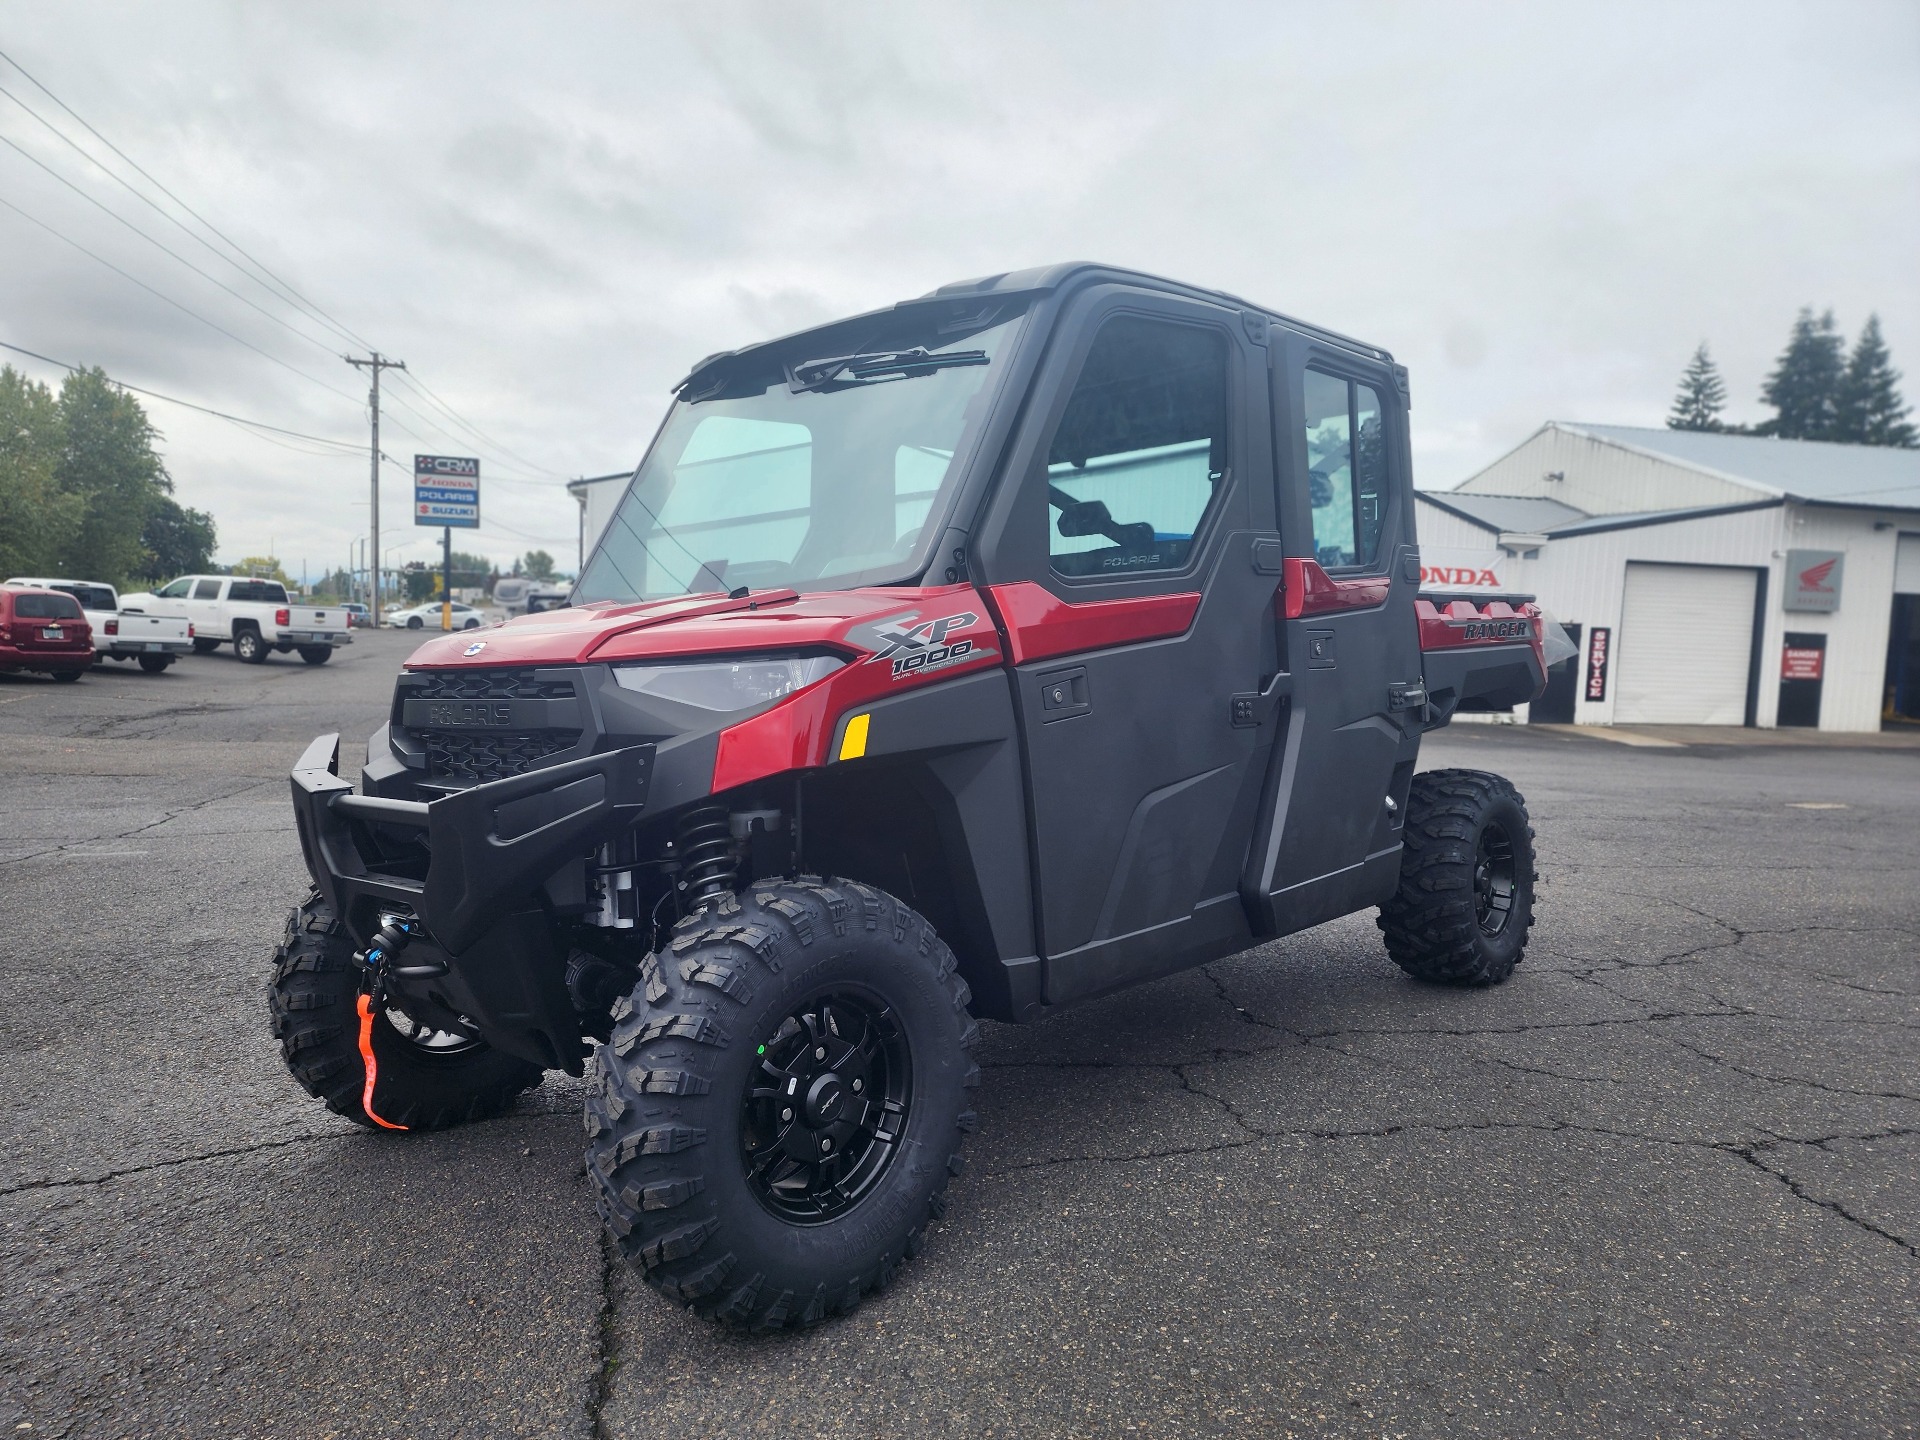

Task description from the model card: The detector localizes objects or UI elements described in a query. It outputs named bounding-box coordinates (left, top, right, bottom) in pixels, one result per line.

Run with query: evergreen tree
left=1667, top=343, right=1728, bottom=431
left=1757, top=308, right=1845, bottom=440
left=1833, top=315, right=1917, bottom=448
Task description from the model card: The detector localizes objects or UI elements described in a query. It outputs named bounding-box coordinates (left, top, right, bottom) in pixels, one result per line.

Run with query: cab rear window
left=14, top=593, right=83, bottom=619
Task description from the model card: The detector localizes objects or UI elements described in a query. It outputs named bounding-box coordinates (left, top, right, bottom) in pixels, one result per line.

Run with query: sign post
left=415, top=456, right=480, bottom=631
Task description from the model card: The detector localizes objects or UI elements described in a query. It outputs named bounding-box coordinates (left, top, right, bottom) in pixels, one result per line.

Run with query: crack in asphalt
left=0, top=775, right=278, bottom=867
left=586, top=1230, right=619, bottom=1440
left=0, top=1130, right=351, bottom=1198
left=1660, top=1032, right=1920, bottom=1104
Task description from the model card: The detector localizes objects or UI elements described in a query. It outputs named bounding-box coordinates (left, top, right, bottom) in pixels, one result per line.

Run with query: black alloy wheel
left=740, top=990, right=911, bottom=1223
left=407, top=615, right=424, bottom=629
left=1474, top=821, right=1517, bottom=936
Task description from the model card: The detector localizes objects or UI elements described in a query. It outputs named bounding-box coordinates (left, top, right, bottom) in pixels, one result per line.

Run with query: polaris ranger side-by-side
left=275, top=264, right=1558, bottom=1329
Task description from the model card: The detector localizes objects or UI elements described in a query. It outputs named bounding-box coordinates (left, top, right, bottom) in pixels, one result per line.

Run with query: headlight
left=612, top=654, right=844, bottom=711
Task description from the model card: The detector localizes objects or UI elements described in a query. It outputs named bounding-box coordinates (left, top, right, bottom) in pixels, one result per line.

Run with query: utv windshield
left=576, top=301, right=1027, bottom=601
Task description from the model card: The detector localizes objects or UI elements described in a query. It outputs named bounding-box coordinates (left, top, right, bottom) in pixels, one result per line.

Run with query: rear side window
left=1046, top=316, right=1229, bottom=579
left=1302, top=369, right=1390, bottom=568
left=57, top=584, right=116, bottom=611
left=15, top=593, right=83, bottom=619
left=193, top=579, right=222, bottom=599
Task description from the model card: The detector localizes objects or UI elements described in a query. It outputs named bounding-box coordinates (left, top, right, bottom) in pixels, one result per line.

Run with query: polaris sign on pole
left=416, top=456, right=479, bottom=631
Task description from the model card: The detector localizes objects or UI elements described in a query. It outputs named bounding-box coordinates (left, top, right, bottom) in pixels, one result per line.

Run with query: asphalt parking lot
left=2, top=631, right=1915, bottom=1439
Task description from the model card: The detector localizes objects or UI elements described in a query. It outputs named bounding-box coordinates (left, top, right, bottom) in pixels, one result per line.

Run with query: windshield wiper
left=787, top=347, right=988, bottom=393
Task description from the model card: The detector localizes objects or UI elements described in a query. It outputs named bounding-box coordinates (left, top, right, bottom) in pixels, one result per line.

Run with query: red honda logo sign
left=1420, top=565, right=1501, bottom=588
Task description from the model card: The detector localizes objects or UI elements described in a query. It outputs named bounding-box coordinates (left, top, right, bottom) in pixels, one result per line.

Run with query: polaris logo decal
left=426, top=701, right=513, bottom=727
left=860, top=609, right=997, bottom=680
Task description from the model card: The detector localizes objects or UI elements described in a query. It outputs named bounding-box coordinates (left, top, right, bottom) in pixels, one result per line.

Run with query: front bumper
left=290, top=732, right=654, bottom=956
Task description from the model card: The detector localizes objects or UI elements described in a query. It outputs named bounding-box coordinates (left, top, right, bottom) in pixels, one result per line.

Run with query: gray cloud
left=2, top=0, right=1915, bottom=576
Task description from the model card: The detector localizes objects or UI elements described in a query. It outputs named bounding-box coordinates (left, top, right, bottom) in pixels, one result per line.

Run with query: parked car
left=119, top=575, right=352, bottom=664
left=341, top=603, right=372, bottom=628
left=0, top=585, right=93, bottom=681
left=383, top=600, right=486, bottom=630
left=5, top=577, right=194, bottom=673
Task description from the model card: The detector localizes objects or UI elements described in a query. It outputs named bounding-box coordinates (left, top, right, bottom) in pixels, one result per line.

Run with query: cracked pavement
left=2, top=635, right=1915, bottom=1438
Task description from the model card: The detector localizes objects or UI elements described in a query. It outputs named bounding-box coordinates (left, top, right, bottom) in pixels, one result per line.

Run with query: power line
left=0, top=192, right=364, bottom=408
left=0, top=130, right=345, bottom=362
left=0, top=337, right=361, bottom=450
left=388, top=369, right=565, bottom=479
left=0, top=46, right=376, bottom=354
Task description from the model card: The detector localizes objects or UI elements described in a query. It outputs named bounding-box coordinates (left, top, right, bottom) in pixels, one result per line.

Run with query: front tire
left=269, top=889, right=544, bottom=1129
left=234, top=627, right=268, bottom=664
left=298, top=645, right=332, bottom=665
left=406, top=615, right=424, bottom=629
left=1378, top=769, right=1537, bottom=986
left=191, top=637, right=220, bottom=655
left=586, top=878, right=980, bottom=1329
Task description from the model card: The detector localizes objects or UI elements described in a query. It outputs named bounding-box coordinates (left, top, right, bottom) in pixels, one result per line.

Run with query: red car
left=0, top=586, right=93, bottom=681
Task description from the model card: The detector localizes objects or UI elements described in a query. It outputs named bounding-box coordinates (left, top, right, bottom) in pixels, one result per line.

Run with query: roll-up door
left=1895, top=534, right=1920, bottom=595
left=1613, top=563, right=1756, bottom=724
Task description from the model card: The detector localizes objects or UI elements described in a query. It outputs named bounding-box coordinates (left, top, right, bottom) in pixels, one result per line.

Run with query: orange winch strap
left=355, top=993, right=410, bottom=1131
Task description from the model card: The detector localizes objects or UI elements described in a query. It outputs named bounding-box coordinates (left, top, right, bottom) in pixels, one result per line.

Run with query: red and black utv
left=276, top=263, right=1553, bottom=1329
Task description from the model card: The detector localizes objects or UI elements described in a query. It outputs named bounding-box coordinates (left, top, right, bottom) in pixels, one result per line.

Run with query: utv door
left=974, top=287, right=1283, bottom=1006
left=1243, top=336, right=1424, bottom=934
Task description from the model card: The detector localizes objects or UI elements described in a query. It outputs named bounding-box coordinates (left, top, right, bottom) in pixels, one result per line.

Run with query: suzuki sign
left=1783, top=549, right=1843, bottom=613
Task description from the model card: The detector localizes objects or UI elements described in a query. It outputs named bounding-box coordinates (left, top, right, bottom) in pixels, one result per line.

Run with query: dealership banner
left=1584, top=626, right=1611, bottom=702
left=415, top=454, right=480, bottom=529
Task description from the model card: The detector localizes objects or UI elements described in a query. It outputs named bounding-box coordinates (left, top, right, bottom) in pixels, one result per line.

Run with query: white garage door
left=1613, top=563, right=1756, bottom=725
left=1896, top=534, right=1920, bottom=595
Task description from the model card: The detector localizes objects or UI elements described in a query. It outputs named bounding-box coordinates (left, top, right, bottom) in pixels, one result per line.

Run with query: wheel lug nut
left=780, top=1107, right=793, bottom=1122
left=851, top=1078, right=863, bottom=1092
left=814, top=1046, right=827, bottom=1061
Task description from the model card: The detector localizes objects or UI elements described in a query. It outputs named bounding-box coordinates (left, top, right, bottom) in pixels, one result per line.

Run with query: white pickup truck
left=4, top=577, right=194, bottom=673
left=122, top=575, right=353, bottom=665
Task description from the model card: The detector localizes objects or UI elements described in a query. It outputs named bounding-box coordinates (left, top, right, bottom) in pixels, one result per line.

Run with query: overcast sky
left=3, top=1, right=1916, bottom=579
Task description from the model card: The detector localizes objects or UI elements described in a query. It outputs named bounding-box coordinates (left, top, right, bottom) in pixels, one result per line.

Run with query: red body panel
left=1416, top=596, right=1546, bottom=675
left=1278, top=557, right=1391, bottom=620
left=983, top=581, right=1200, bottom=665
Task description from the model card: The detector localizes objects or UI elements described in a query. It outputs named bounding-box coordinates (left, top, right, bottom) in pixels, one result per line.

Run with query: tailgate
left=118, top=612, right=192, bottom=641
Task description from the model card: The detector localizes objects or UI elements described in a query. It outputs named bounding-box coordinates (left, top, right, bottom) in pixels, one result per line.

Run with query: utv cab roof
left=675, top=261, right=1394, bottom=393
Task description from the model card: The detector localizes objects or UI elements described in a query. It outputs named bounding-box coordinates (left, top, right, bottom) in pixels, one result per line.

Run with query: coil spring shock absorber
left=676, top=802, right=738, bottom=907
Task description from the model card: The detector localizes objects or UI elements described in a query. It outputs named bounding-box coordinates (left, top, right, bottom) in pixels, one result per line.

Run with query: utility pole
left=345, top=352, right=405, bottom=622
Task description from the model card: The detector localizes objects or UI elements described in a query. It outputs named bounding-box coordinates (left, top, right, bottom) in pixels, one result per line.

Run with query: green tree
left=1667, top=343, right=1729, bottom=432
left=521, top=549, right=557, bottom=581
left=1758, top=308, right=1845, bottom=440
left=1833, top=315, right=1917, bottom=448
left=0, top=366, right=83, bottom=580
left=56, top=368, right=170, bottom=581
left=137, top=496, right=217, bottom=581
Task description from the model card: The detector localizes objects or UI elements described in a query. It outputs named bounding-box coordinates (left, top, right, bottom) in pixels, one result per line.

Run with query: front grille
left=401, top=666, right=584, bottom=783
left=410, top=668, right=576, bottom=701
left=424, top=729, right=581, bottom=784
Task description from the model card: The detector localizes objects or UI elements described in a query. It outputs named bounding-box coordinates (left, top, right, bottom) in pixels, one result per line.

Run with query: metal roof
left=1416, top=493, right=1587, bottom=534
left=1561, top=424, right=1920, bottom=511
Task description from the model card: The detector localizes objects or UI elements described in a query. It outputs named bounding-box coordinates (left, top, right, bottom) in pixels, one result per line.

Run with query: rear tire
left=137, top=654, right=173, bottom=673
left=269, top=888, right=544, bottom=1129
left=191, top=637, right=220, bottom=655
left=586, top=878, right=980, bottom=1329
left=1378, top=768, right=1537, bottom=986
left=234, top=627, right=268, bottom=664
left=52, top=670, right=82, bottom=683
left=298, top=645, right=332, bottom=665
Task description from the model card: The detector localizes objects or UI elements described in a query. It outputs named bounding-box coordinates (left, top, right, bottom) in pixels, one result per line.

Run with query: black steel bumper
left=290, top=733, right=655, bottom=955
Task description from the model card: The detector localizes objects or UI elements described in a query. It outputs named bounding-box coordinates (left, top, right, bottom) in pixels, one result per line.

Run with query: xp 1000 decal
left=856, top=609, right=999, bottom=681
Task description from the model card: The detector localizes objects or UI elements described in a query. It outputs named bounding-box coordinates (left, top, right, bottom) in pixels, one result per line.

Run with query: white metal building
left=1418, top=423, right=1920, bottom=731
left=565, top=470, right=633, bottom=576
